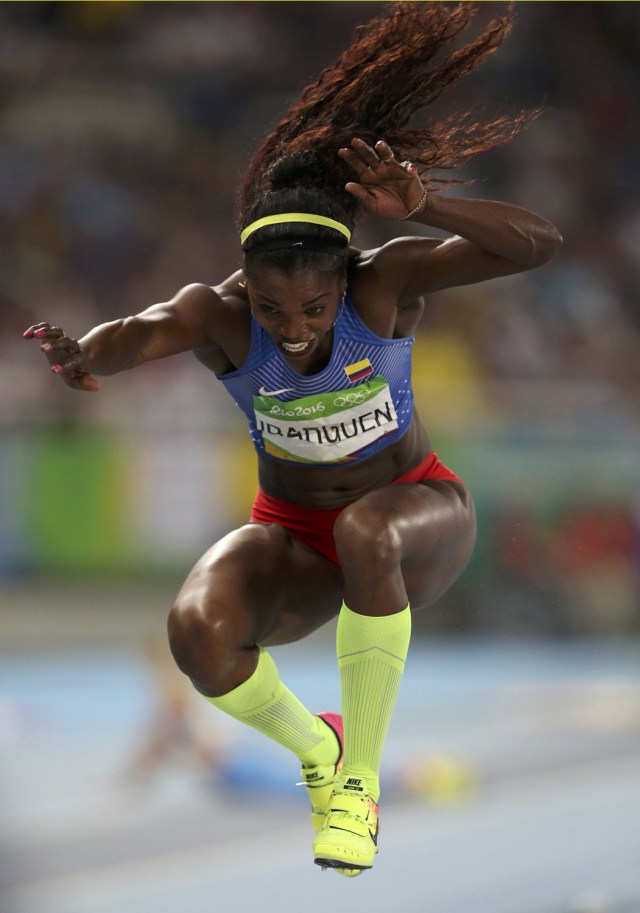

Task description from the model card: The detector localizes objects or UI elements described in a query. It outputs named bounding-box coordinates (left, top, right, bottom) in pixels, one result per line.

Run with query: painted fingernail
left=35, top=329, right=46, bottom=337
left=23, top=331, right=31, bottom=338
left=51, top=364, right=63, bottom=374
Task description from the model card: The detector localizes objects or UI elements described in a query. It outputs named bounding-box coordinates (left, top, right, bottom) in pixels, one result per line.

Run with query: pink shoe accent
left=316, top=712, right=344, bottom=768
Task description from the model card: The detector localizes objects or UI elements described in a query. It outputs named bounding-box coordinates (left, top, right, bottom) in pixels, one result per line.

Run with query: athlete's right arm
left=23, top=283, right=221, bottom=392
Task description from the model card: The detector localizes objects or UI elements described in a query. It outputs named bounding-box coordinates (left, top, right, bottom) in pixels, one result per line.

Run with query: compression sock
left=337, top=602, right=412, bottom=802
left=205, top=647, right=337, bottom=767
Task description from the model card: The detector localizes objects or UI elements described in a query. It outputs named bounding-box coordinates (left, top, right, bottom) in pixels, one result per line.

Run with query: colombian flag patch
left=344, top=358, right=374, bottom=383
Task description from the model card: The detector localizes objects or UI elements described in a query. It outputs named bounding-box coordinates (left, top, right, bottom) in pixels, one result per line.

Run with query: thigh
left=400, top=480, right=477, bottom=607
left=334, top=480, right=476, bottom=612
left=175, top=520, right=344, bottom=648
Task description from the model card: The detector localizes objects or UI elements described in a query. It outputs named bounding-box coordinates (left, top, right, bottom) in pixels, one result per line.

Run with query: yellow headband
left=240, top=213, right=351, bottom=246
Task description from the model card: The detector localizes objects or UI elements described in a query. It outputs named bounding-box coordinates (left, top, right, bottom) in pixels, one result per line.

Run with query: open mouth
left=281, top=340, right=312, bottom=354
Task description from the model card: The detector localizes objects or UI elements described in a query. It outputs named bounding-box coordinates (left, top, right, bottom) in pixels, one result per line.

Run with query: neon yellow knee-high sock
left=204, top=648, right=336, bottom=767
left=337, top=602, right=412, bottom=802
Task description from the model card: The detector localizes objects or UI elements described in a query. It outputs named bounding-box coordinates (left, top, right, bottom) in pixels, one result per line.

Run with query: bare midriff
left=256, top=412, right=431, bottom=509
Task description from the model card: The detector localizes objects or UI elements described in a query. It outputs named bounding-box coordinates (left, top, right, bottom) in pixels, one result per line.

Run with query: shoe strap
left=329, top=790, right=378, bottom=819
left=297, top=762, right=337, bottom=789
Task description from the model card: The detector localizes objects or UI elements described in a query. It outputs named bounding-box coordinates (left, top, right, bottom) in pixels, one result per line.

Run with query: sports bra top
left=216, top=294, right=415, bottom=465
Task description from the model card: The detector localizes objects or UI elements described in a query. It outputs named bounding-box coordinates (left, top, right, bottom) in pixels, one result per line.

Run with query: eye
left=258, top=303, right=279, bottom=317
left=305, top=306, right=325, bottom=318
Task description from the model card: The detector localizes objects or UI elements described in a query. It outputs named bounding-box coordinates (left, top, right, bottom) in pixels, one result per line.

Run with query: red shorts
left=250, top=451, right=463, bottom=567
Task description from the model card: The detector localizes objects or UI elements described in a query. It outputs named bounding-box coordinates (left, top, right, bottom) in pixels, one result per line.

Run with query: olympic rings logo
left=333, top=391, right=368, bottom=407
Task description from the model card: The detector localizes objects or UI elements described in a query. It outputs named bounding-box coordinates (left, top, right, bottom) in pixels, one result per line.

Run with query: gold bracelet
left=401, top=187, right=428, bottom=221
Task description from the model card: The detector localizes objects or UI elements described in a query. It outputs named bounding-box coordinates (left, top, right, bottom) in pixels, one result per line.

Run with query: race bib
left=253, top=375, right=399, bottom=463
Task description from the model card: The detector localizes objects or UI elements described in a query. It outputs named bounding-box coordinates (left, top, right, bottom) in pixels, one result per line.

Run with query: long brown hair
left=240, top=2, right=537, bottom=276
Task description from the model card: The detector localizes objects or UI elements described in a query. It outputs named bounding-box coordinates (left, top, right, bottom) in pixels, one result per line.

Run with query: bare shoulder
left=162, top=275, right=248, bottom=337
left=165, top=282, right=225, bottom=329
left=348, top=238, right=442, bottom=336
left=213, top=270, right=250, bottom=310
left=353, top=237, right=444, bottom=298
left=190, top=271, right=252, bottom=372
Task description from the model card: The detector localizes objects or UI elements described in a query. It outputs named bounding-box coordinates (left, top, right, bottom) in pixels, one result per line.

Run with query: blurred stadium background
left=1, top=3, right=639, bottom=913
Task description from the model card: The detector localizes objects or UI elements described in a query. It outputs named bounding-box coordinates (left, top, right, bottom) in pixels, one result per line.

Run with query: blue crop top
left=217, top=295, right=415, bottom=465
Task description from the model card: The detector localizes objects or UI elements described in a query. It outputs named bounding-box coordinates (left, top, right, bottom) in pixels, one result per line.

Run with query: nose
left=278, top=315, right=309, bottom=340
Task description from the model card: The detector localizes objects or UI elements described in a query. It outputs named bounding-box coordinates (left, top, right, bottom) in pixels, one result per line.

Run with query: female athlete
left=24, top=3, right=562, bottom=875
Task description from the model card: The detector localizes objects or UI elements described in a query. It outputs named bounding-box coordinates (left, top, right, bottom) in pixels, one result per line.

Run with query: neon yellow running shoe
left=313, top=775, right=379, bottom=875
left=298, top=712, right=343, bottom=833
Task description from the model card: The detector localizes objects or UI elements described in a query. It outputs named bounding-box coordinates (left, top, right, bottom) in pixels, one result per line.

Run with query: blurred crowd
left=1, top=2, right=638, bottom=413
left=1, top=1, right=638, bottom=631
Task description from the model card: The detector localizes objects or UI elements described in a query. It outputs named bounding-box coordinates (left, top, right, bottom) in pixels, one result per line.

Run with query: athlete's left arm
left=393, top=194, right=563, bottom=298
left=338, top=137, right=562, bottom=300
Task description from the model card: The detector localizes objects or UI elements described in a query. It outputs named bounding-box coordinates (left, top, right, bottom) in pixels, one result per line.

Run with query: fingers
left=23, top=322, right=100, bottom=391
left=338, top=144, right=369, bottom=176
left=52, top=352, right=100, bottom=391
left=23, top=322, right=64, bottom=340
left=344, top=181, right=372, bottom=204
left=66, top=372, right=101, bottom=392
left=40, top=338, right=80, bottom=360
left=338, top=137, right=400, bottom=177
left=51, top=354, right=101, bottom=391
left=339, top=138, right=383, bottom=174
left=41, top=338, right=81, bottom=373
left=351, top=137, right=381, bottom=168
left=24, top=323, right=79, bottom=361
left=374, top=140, right=395, bottom=163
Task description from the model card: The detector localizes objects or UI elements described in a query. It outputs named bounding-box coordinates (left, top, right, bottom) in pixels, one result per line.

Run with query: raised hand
left=23, top=322, right=100, bottom=391
left=338, top=138, right=427, bottom=220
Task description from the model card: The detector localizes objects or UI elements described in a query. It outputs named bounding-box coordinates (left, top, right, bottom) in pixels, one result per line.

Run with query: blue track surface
left=2, top=638, right=640, bottom=913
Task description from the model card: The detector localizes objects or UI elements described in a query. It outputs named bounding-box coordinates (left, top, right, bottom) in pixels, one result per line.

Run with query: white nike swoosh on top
left=258, top=385, right=295, bottom=397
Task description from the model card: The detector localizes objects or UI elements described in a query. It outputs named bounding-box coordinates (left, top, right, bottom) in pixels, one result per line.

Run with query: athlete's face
left=247, top=269, right=345, bottom=363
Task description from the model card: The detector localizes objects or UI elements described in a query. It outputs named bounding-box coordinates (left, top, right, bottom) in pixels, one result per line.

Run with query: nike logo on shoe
left=344, top=777, right=365, bottom=792
left=258, top=385, right=294, bottom=397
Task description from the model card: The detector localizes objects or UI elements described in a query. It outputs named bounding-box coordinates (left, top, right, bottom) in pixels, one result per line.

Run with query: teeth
left=282, top=341, right=310, bottom=352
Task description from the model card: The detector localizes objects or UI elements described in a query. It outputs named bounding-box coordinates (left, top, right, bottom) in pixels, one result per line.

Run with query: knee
left=333, top=502, right=402, bottom=570
left=167, top=597, right=243, bottom=695
left=168, top=599, right=212, bottom=673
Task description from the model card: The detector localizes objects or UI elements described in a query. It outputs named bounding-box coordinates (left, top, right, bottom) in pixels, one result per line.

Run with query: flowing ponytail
left=239, top=2, right=537, bottom=275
